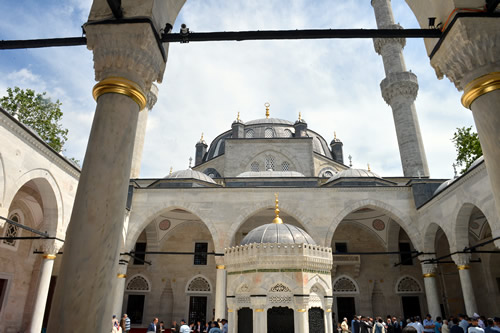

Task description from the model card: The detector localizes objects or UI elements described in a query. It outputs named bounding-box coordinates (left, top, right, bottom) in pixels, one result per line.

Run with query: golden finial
left=201, top=132, right=204, bottom=141
left=298, top=112, right=302, bottom=121
left=237, top=112, right=240, bottom=121
left=272, top=193, right=283, bottom=224
left=265, top=102, right=270, bottom=118
left=367, top=163, right=371, bottom=171
left=169, top=167, right=173, bottom=175
left=334, top=131, right=337, bottom=140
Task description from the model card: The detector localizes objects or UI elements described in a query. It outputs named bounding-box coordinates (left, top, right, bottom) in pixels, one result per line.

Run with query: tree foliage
left=1, top=87, right=68, bottom=152
left=452, top=126, right=482, bottom=175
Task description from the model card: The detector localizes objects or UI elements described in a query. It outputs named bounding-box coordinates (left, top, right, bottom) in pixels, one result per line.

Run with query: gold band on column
left=423, top=273, right=436, bottom=278
left=93, top=77, right=147, bottom=110
left=255, top=309, right=264, bottom=312
left=461, top=72, right=500, bottom=109
left=216, top=265, right=226, bottom=269
left=457, top=265, right=470, bottom=270
left=43, top=254, right=57, bottom=260
left=228, top=309, right=233, bottom=313
left=117, top=274, right=127, bottom=278
left=297, top=309, right=306, bottom=313
left=326, top=309, right=332, bottom=313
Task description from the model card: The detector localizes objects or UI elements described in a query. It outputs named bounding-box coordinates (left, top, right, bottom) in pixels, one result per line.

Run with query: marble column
left=130, top=84, right=159, bottom=178
left=452, top=254, right=478, bottom=316
left=253, top=308, right=267, bottom=333
left=215, top=264, right=227, bottom=320
left=426, top=17, right=500, bottom=240
left=294, top=296, right=309, bottom=333
left=325, top=297, right=334, bottom=333
left=28, top=240, right=62, bottom=333
left=227, top=298, right=237, bottom=333
left=111, top=259, right=128, bottom=318
left=420, top=257, right=441, bottom=319
left=47, top=2, right=184, bottom=331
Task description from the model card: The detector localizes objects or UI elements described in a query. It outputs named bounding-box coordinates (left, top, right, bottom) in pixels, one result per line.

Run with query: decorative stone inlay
left=146, top=84, right=159, bottom=110
left=238, top=284, right=250, bottom=293
left=470, top=221, right=480, bottom=229
left=269, top=295, right=293, bottom=303
left=333, top=277, right=357, bottom=293
left=397, top=276, right=421, bottom=293
left=126, top=276, right=150, bottom=291
left=270, top=283, right=291, bottom=293
left=430, top=17, right=500, bottom=90
left=372, top=219, right=386, bottom=231
left=237, top=296, right=251, bottom=304
left=373, top=23, right=406, bottom=55
left=159, top=219, right=171, bottom=230
left=187, top=276, right=211, bottom=292
left=380, top=71, right=419, bottom=105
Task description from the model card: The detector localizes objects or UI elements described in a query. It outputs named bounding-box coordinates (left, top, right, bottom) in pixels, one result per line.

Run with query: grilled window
left=194, top=242, right=208, bottom=265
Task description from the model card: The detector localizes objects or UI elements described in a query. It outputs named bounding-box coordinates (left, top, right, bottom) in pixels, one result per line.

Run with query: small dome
left=433, top=178, right=456, bottom=196
left=326, top=168, right=381, bottom=183
left=241, top=223, right=316, bottom=245
left=165, top=169, right=216, bottom=184
left=467, top=156, right=484, bottom=171
left=237, top=170, right=305, bottom=178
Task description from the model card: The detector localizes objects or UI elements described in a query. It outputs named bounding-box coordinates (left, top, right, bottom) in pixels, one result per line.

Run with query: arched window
left=246, top=130, right=255, bottom=138
left=284, top=129, right=293, bottom=138
left=333, top=276, right=358, bottom=294
left=251, top=162, right=260, bottom=172
left=324, top=171, right=333, bottom=178
left=3, top=214, right=20, bottom=247
left=187, top=276, right=211, bottom=292
left=264, top=128, right=274, bottom=138
left=281, top=161, right=290, bottom=171
left=265, top=156, right=275, bottom=171
left=396, top=276, right=422, bottom=293
left=126, top=275, right=150, bottom=292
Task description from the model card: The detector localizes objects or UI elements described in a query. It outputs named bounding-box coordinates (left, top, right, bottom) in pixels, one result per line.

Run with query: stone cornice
left=373, top=23, right=406, bottom=55
left=430, top=17, right=500, bottom=90
left=0, top=109, right=80, bottom=180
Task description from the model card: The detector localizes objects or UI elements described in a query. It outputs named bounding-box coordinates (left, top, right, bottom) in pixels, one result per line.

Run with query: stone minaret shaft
left=371, top=0, right=429, bottom=178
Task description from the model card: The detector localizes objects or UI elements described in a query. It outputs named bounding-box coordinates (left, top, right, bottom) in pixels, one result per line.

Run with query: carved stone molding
left=451, top=253, right=471, bottom=266
left=85, top=23, right=166, bottom=92
left=381, top=71, right=419, bottom=105
left=146, top=84, right=159, bottom=111
left=36, top=239, right=63, bottom=256
left=430, top=17, right=500, bottom=90
left=373, top=24, right=406, bottom=55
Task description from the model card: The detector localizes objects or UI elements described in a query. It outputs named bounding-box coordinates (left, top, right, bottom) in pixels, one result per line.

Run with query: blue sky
left=0, top=0, right=475, bottom=179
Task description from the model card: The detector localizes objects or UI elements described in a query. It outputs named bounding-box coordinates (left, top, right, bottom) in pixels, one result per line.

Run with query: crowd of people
left=339, top=314, right=500, bottom=333
left=110, top=314, right=228, bottom=333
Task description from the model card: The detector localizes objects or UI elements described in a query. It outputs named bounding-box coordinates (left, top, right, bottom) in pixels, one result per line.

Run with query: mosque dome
left=433, top=178, right=456, bottom=196
left=241, top=223, right=316, bottom=245
left=467, top=156, right=484, bottom=171
left=240, top=195, right=316, bottom=246
left=326, top=168, right=381, bottom=183
left=164, top=169, right=216, bottom=184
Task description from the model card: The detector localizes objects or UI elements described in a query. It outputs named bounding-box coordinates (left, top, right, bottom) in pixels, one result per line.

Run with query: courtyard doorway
left=268, top=307, right=294, bottom=333
left=127, top=294, right=145, bottom=324
left=189, top=296, right=207, bottom=324
left=336, top=297, right=355, bottom=323
left=238, top=307, right=253, bottom=333
left=402, top=296, right=421, bottom=319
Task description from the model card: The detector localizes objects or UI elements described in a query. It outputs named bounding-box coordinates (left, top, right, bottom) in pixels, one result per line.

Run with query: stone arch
left=423, top=222, right=442, bottom=253
left=454, top=201, right=498, bottom=252
left=332, top=275, right=359, bottom=294
left=395, top=276, right=422, bottom=294
left=226, top=201, right=314, bottom=248
left=126, top=274, right=151, bottom=292
left=5, top=168, right=63, bottom=237
left=185, top=274, right=212, bottom=293
left=305, top=275, right=330, bottom=295
left=325, top=199, right=420, bottom=251
left=125, top=203, right=219, bottom=252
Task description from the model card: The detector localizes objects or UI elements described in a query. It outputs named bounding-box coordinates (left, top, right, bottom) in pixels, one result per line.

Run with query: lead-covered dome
left=165, top=169, right=216, bottom=184
left=241, top=223, right=316, bottom=245
left=326, top=168, right=381, bottom=183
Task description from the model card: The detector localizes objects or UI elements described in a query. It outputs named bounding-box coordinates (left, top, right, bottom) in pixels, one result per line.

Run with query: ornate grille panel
left=251, top=162, right=260, bottom=172
left=309, top=307, right=325, bottom=333
left=265, top=156, right=275, bottom=171
left=126, top=276, right=150, bottom=291
left=333, top=277, right=357, bottom=293
left=281, top=161, right=290, bottom=171
left=265, top=128, right=274, bottom=138
left=3, top=215, right=19, bottom=247
left=187, top=277, right=211, bottom=292
left=246, top=130, right=255, bottom=138
left=397, top=277, right=421, bottom=293
left=284, top=129, right=293, bottom=137
left=270, top=283, right=291, bottom=292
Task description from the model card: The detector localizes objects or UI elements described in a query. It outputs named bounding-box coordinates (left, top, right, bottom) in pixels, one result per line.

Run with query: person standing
left=221, top=319, right=228, bottom=333
left=179, top=319, right=191, bottom=333
left=435, top=317, right=443, bottom=333
left=442, top=320, right=449, bottom=333
left=459, top=315, right=469, bottom=333
left=451, top=318, right=463, bottom=333
left=158, top=321, right=165, bottom=333
left=353, top=316, right=361, bottom=333
left=121, top=314, right=131, bottom=333
left=342, top=318, right=350, bottom=333
left=373, top=318, right=386, bottom=333
left=424, top=314, right=435, bottom=333
left=147, top=318, right=158, bottom=333
left=172, top=321, right=180, bottom=333
left=468, top=317, right=485, bottom=333
left=208, top=322, right=222, bottom=333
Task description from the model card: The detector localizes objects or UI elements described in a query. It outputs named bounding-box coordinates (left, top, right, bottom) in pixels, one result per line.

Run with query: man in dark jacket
left=352, top=316, right=360, bottom=333
left=360, top=317, right=372, bottom=333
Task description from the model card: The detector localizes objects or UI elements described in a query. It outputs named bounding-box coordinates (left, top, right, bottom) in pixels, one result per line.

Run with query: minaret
left=371, top=0, right=429, bottom=178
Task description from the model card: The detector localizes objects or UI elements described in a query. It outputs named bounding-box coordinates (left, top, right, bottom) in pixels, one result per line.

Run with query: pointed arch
left=395, top=276, right=422, bottom=294
left=332, top=275, right=359, bottom=294
left=126, top=274, right=151, bottom=292
left=185, top=275, right=212, bottom=293
left=0, top=153, right=5, bottom=207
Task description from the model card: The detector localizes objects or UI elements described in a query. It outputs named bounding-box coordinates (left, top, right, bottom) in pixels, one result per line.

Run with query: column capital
left=250, top=296, right=267, bottom=309
left=85, top=23, right=165, bottom=93
left=430, top=17, right=500, bottom=91
left=373, top=24, right=406, bottom=55
left=380, top=71, right=419, bottom=105
left=37, top=239, right=64, bottom=257
left=451, top=253, right=471, bottom=267
left=294, top=295, right=310, bottom=310
left=419, top=254, right=438, bottom=276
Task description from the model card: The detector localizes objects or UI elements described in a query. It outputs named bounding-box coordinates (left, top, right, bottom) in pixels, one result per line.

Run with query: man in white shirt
left=179, top=319, right=192, bottom=333
left=468, top=317, right=484, bottom=333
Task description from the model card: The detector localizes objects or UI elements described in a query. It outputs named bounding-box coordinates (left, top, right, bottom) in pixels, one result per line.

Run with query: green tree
left=452, top=126, right=482, bottom=174
left=1, top=87, right=68, bottom=152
